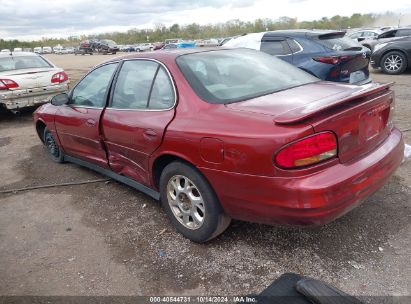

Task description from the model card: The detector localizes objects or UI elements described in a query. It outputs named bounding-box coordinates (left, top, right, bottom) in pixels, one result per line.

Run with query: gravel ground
left=0, top=54, right=410, bottom=298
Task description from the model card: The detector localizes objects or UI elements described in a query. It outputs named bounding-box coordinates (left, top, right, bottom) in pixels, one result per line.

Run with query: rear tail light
left=0, top=79, right=19, bottom=90
left=313, top=55, right=354, bottom=65
left=51, top=71, right=69, bottom=83
left=275, top=132, right=338, bottom=169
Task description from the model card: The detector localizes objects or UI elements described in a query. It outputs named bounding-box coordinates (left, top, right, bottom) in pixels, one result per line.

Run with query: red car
left=33, top=48, right=404, bottom=242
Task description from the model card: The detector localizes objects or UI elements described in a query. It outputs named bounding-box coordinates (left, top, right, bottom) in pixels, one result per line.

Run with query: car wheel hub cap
left=167, top=175, right=205, bottom=230
left=384, top=55, right=402, bottom=71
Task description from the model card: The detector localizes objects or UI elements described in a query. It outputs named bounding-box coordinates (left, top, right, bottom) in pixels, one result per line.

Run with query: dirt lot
left=0, top=54, right=410, bottom=297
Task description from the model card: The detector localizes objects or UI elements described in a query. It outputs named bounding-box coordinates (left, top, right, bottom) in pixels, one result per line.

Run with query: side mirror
left=357, top=37, right=365, bottom=42
left=51, top=93, right=69, bottom=106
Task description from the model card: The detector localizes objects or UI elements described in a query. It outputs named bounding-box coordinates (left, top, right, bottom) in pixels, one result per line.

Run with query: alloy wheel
left=166, top=175, right=205, bottom=230
left=384, top=54, right=403, bottom=72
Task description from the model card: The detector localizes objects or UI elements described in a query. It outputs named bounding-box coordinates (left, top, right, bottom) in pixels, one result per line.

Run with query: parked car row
left=346, top=27, right=411, bottom=74
left=224, top=30, right=372, bottom=84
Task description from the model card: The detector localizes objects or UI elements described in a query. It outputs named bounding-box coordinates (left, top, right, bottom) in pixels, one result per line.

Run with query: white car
left=1, top=49, right=11, bottom=53
left=0, top=52, right=69, bottom=112
left=42, top=46, right=52, bottom=54
left=33, top=47, right=42, bottom=54
left=134, top=43, right=154, bottom=52
left=13, top=48, right=23, bottom=52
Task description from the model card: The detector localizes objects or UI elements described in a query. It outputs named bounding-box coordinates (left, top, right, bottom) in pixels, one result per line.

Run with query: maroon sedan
left=33, top=48, right=404, bottom=242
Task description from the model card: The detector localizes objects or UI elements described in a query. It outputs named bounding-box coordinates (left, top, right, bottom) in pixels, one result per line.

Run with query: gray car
left=360, top=27, right=411, bottom=51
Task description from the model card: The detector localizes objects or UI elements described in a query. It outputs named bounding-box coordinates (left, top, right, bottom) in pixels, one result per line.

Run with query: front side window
left=177, top=49, right=318, bottom=104
left=70, top=63, right=117, bottom=107
left=111, top=60, right=174, bottom=110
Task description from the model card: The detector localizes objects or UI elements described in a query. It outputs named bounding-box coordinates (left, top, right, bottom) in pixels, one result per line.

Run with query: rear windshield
left=0, top=56, right=51, bottom=72
left=317, top=35, right=363, bottom=51
left=176, top=49, right=318, bottom=104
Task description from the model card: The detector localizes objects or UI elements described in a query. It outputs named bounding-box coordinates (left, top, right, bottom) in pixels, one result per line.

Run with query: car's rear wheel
left=381, top=51, right=408, bottom=75
left=43, top=127, right=64, bottom=163
left=159, top=161, right=231, bottom=243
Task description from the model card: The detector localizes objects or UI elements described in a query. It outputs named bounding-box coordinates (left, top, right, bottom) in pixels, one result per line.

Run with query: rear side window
left=0, top=56, right=51, bottom=72
left=287, top=39, right=303, bottom=53
left=379, top=30, right=397, bottom=39
left=177, top=49, right=318, bottom=104
left=260, top=40, right=291, bottom=55
left=396, top=29, right=411, bottom=37
left=111, top=60, right=174, bottom=110
left=316, top=35, right=362, bottom=51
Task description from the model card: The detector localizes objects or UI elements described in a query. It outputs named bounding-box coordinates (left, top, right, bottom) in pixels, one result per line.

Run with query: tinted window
left=287, top=39, right=302, bottom=53
left=260, top=40, right=291, bottom=55
left=71, top=63, right=117, bottom=107
left=316, top=35, right=362, bottom=51
left=379, top=30, right=397, bottom=39
left=176, top=49, right=318, bottom=104
left=111, top=60, right=174, bottom=110
left=396, top=29, right=411, bottom=37
left=0, top=56, right=51, bottom=72
left=112, top=60, right=158, bottom=109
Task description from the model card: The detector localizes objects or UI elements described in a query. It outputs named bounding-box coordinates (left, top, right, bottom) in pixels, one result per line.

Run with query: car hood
left=225, top=81, right=372, bottom=121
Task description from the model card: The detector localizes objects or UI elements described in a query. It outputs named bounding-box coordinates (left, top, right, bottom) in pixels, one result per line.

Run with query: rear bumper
left=201, top=128, right=404, bottom=226
left=0, top=83, right=68, bottom=110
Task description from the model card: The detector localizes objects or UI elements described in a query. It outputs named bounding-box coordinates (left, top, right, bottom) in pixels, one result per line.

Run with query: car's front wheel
left=43, top=127, right=64, bottom=163
left=159, top=161, right=231, bottom=243
left=381, top=51, right=408, bottom=75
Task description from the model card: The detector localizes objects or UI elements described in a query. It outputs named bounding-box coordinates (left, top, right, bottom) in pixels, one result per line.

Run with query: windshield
left=0, top=56, right=52, bottom=72
left=176, top=49, right=318, bottom=104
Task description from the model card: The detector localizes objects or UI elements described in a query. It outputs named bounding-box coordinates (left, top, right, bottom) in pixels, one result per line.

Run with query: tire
left=159, top=161, right=231, bottom=243
left=43, top=127, right=64, bottom=163
left=381, top=51, right=408, bottom=75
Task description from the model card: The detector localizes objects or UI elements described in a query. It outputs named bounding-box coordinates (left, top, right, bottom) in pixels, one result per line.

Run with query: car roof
left=0, top=51, right=40, bottom=57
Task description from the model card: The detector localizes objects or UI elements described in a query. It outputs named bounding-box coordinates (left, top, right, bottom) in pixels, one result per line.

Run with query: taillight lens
left=0, top=79, right=19, bottom=90
left=313, top=55, right=354, bottom=65
left=275, top=132, right=338, bottom=169
left=51, top=71, right=69, bottom=83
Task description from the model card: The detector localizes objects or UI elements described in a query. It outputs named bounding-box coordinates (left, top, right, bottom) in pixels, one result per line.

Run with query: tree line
left=0, top=12, right=401, bottom=49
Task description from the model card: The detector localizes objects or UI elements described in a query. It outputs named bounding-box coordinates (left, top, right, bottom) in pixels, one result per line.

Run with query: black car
left=371, top=36, right=411, bottom=74
left=96, top=40, right=119, bottom=54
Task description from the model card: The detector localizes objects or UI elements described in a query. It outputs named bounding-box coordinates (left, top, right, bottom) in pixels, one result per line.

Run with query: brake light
left=0, top=79, right=19, bottom=90
left=313, top=55, right=354, bottom=65
left=51, top=71, right=68, bottom=83
left=275, top=132, right=337, bottom=169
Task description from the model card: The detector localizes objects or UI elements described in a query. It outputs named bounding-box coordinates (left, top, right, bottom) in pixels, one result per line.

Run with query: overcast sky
left=1, top=0, right=411, bottom=41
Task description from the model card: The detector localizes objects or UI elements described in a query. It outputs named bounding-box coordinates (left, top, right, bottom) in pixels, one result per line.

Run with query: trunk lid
left=227, top=81, right=394, bottom=163
left=1, top=67, right=62, bottom=90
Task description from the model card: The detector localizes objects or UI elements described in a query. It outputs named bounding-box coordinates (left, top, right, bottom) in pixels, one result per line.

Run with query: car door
left=101, top=59, right=176, bottom=185
left=54, top=62, right=118, bottom=168
left=260, top=37, right=293, bottom=64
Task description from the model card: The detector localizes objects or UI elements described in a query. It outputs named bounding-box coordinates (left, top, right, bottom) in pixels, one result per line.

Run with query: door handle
left=85, top=119, right=96, bottom=127
left=143, top=129, right=157, bottom=140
